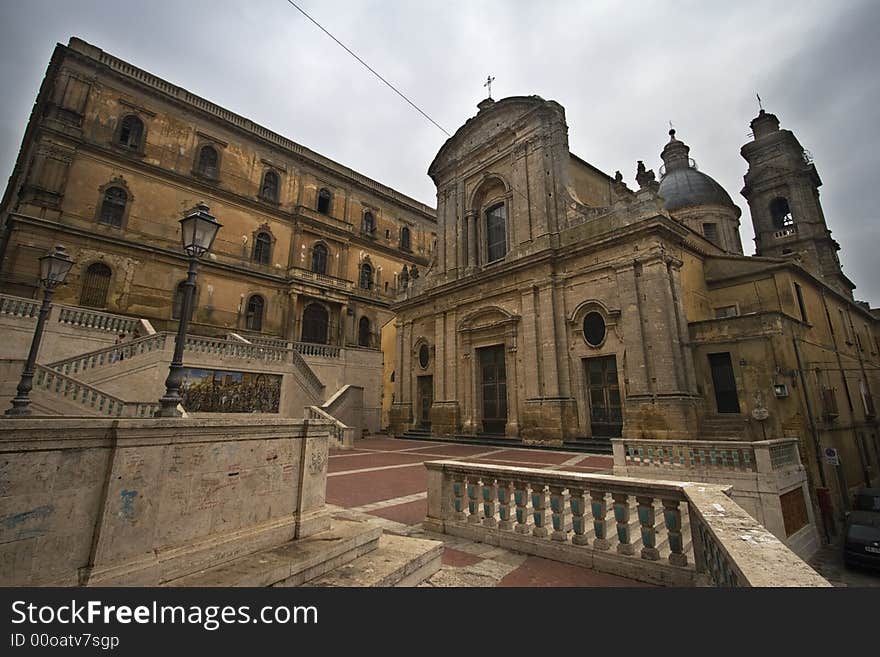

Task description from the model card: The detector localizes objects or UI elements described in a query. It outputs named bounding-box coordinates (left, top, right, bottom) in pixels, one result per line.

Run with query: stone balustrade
left=611, top=437, right=819, bottom=559
left=289, top=267, right=354, bottom=292
left=0, top=292, right=142, bottom=335
left=56, top=305, right=140, bottom=334
left=33, top=365, right=158, bottom=417
left=425, top=460, right=829, bottom=587
left=0, top=293, right=39, bottom=319
left=49, top=332, right=169, bottom=375
left=612, top=437, right=801, bottom=475
left=293, top=342, right=341, bottom=358
left=184, top=335, right=288, bottom=362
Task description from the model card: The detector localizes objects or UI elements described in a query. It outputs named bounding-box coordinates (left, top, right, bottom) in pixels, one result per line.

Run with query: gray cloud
left=1, top=0, right=877, bottom=304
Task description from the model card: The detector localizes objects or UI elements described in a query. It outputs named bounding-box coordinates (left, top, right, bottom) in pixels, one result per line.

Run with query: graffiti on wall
left=180, top=368, right=281, bottom=413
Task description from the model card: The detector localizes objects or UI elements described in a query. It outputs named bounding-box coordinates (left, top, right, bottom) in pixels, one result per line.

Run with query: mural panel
left=180, top=368, right=281, bottom=413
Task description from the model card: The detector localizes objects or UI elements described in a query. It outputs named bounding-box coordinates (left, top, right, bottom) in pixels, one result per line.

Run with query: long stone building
left=389, top=95, right=879, bottom=535
left=0, top=37, right=437, bottom=429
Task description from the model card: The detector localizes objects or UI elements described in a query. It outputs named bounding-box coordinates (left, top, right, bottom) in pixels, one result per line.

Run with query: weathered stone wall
left=0, top=417, right=329, bottom=586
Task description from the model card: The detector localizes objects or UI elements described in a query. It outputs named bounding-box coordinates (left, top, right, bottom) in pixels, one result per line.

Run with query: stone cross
left=484, top=75, right=495, bottom=99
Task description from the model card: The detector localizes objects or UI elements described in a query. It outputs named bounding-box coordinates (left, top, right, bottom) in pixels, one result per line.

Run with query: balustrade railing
left=613, top=438, right=802, bottom=475
left=773, top=225, right=797, bottom=239
left=293, top=342, right=341, bottom=358
left=425, top=460, right=828, bottom=587
left=289, top=267, right=354, bottom=291
left=184, top=335, right=288, bottom=362
left=48, top=333, right=169, bottom=375
left=616, top=439, right=756, bottom=472
left=56, top=306, right=140, bottom=334
left=33, top=365, right=159, bottom=417
left=0, top=294, right=39, bottom=319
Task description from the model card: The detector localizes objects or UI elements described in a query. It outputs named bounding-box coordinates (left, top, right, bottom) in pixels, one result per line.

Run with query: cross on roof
left=484, top=75, right=495, bottom=100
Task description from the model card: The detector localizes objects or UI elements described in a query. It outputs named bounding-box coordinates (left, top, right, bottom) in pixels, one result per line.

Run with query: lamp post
left=5, top=245, right=75, bottom=416
left=156, top=203, right=222, bottom=417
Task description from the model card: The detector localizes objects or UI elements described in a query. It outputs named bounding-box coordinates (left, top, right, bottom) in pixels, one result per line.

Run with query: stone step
left=304, top=534, right=443, bottom=587
left=165, top=516, right=382, bottom=587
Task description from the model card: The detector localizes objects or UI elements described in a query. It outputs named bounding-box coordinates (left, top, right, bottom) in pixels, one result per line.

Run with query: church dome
left=657, top=130, right=737, bottom=212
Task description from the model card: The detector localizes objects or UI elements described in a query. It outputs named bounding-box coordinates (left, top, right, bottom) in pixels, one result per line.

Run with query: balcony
left=773, top=225, right=797, bottom=239
left=289, top=267, right=354, bottom=293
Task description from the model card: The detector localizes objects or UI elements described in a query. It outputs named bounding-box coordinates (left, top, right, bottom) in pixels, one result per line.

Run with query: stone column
left=466, top=209, right=478, bottom=270
left=434, top=313, right=446, bottom=397
left=616, top=262, right=650, bottom=396
left=505, top=339, right=519, bottom=436
left=537, top=283, right=561, bottom=395
left=393, top=320, right=404, bottom=401
left=519, top=288, right=541, bottom=399
left=339, top=244, right=350, bottom=281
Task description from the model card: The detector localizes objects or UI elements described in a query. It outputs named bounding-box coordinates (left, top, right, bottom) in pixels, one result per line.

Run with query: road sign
left=823, top=447, right=840, bottom=466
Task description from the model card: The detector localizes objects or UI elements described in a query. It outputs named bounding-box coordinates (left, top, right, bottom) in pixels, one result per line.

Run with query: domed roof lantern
left=660, top=128, right=691, bottom=172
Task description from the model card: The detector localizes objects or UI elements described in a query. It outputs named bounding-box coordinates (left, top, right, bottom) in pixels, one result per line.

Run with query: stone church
left=390, top=95, right=879, bottom=513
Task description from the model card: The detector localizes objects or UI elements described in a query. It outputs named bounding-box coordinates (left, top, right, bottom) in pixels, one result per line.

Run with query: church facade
left=390, top=96, right=879, bottom=511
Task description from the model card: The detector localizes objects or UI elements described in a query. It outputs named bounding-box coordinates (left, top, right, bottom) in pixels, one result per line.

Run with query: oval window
left=583, top=312, right=606, bottom=347
left=418, top=344, right=430, bottom=368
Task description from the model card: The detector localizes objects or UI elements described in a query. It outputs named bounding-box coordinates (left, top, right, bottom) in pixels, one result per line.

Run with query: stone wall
left=0, top=417, right=329, bottom=586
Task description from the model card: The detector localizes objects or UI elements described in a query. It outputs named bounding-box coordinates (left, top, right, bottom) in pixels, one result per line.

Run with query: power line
left=284, top=0, right=451, bottom=137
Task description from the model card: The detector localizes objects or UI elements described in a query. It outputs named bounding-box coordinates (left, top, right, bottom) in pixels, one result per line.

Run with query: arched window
left=770, top=197, right=794, bottom=229
left=486, top=203, right=507, bottom=262
left=197, top=145, right=219, bottom=178
left=311, top=243, right=328, bottom=275
left=172, top=281, right=196, bottom=320
left=245, top=295, right=264, bottom=331
left=359, top=262, right=373, bottom=290
left=118, top=115, right=144, bottom=150
left=79, top=262, right=112, bottom=308
left=260, top=170, right=279, bottom=202
left=358, top=316, right=371, bottom=347
left=362, top=211, right=375, bottom=235
left=400, top=226, right=411, bottom=251
left=317, top=188, right=332, bottom=214
left=301, top=303, right=329, bottom=344
left=99, top=186, right=127, bottom=227
left=253, top=231, right=272, bottom=265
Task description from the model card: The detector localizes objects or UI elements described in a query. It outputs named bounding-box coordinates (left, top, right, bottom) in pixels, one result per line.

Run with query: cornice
left=60, top=40, right=437, bottom=221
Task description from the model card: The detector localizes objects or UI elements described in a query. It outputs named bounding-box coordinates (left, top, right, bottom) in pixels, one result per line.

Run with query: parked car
left=843, top=488, right=880, bottom=570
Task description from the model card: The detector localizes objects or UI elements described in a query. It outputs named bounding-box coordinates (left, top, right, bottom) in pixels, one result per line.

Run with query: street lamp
left=5, top=245, right=75, bottom=416
left=156, top=203, right=222, bottom=417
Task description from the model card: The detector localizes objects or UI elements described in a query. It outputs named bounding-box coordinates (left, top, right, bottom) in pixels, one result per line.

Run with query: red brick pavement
left=497, top=556, right=656, bottom=587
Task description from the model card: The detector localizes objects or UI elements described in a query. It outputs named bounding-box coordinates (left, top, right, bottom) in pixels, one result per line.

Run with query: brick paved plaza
left=326, top=436, right=654, bottom=587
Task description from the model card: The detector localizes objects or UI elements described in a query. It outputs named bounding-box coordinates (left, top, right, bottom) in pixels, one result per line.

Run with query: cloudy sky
left=1, top=0, right=878, bottom=304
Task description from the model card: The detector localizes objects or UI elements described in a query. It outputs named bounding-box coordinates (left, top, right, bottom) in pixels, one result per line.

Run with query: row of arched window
left=111, top=116, right=416, bottom=250
left=78, top=262, right=375, bottom=345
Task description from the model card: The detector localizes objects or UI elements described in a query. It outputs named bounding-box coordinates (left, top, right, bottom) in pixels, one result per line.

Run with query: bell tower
left=740, top=109, right=854, bottom=298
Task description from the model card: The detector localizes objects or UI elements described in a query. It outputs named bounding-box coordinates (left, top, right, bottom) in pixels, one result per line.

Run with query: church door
left=584, top=355, right=623, bottom=437
left=708, top=352, right=740, bottom=414
left=417, top=376, right=433, bottom=430
left=478, top=345, right=507, bottom=434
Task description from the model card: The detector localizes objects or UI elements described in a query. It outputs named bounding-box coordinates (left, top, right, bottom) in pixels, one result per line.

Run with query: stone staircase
left=167, top=509, right=442, bottom=588
left=0, top=295, right=325, bottom=417
left=400, top=429, right=613, bottom=454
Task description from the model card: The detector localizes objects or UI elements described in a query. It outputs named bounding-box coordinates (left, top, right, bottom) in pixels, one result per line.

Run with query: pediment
left=457, top=306, right=520, bottom=332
